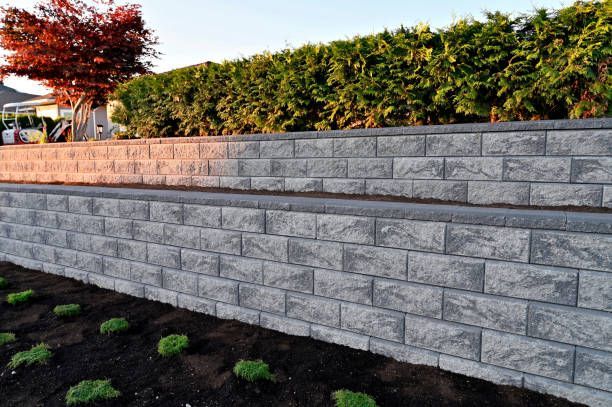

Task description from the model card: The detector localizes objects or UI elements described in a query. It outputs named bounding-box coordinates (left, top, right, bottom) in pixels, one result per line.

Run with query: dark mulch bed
left=0, top=263, right=582, bottom=407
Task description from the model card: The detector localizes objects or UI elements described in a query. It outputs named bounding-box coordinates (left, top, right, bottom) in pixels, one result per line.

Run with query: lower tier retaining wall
left=0, top=184, right=610, bottom=406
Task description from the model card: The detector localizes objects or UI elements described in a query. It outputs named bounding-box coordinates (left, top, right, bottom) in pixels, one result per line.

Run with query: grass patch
left=66, top=379, right=120, bottom=405
left=100, top=317, right=129, bottom=334
left=7, top=343, right=52, bottom=369
left=0, top=332, right=16, bottom=346
left=233, top=360, right=275, bottom=382
left=0, top=276, right=7, bottom=289
left=157, top=334, right=189, bottom=357
left=332, top=390, right=377, bottom=407
left=53, top=304, right=82, bottom=317
left=6, top=289, right=34, bottom=305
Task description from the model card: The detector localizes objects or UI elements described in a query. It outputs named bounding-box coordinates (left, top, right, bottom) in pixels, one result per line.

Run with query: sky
left=2, top=0, right=571, bottom=95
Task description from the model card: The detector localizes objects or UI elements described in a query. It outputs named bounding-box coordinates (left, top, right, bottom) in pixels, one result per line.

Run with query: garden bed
left=0, top=263, right=582, bottom=406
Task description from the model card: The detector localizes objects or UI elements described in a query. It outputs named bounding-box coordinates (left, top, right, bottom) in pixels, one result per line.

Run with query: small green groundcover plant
left=157, top=334, right=189, bottom=357
left=0, top=332, right=16, bottom=346
left=0, top=276, right=8, bottom=289
left=65, top=379, right=121, bottom=405
left=99, top=318, right=129, bottom=334
left=53, top=304, right=82, bottom=317
left=8, top=343, right=52, bottom=368
left=7, top=289, right=34, bottom=305
left=233, top=360, right=275, bottom=382
left=332, top=390, right=378, bottom=407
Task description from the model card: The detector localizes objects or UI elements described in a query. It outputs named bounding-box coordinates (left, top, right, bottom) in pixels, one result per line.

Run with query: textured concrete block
left=200, top=142, right=228, bottom=159
left=531, top=230, right=612, bottom=272
left=221, top=207, right=265, bottom=233
left=260, top=140, right=294, bottom=158
left=446, top=224, right=530, bottom=262
left=306, top=158, right=347, bottom=177
left=208, top=159, right=239, bottom=176
left=365, top=179, right=413, bottom=198
left=322, top=178, right=365, bottom=194
left=219, top=176, right=250, bottom=190
left=130, top=262, right=162, bottom=286
left=270, top=159, right=308, bottom=177
left=310, top=325, right=369, bottom=350
left=228, top=141, right=259, bottom=158
left=343, top=244, right=407, bottom=279
left=286, top=293, right=340, bottom=326
left=578, top=270, right=612, bottom=312
left=444, top=290, right=527, bottom=334
left=481, top=330, right=574, bottom=381
left=546, top=129, right=612, bottom=156
left=216, top=303, right=260, bottom=324
left=393, top=157, right=444, bottom=179
left=200, top=227, right=241, bottom=255
left=163, top=268, right=198, bottom=295
left=333, top=137, right=376, bottom=157
left=376, top=218, right=445, bottom=253
left=524, top=374, right=612, bottom=407
left=445, top=158, right=503, bottom=180
left=482, top=131, right=545, bottom=156
left=571, top=157, right=612, bottom=183
left=132, top=220, right=164, bottom=243
left=503, top=157, right=571, bottom=182
left=370, top=338, right=438, bottom=366
left=439, top=355, right=523, bottom=386
left=238, top=159, right=271, bottom=176
left=219, top=255, right=263, bottom=283
left=147, top=243, right=181, bottom=268
left=409, top=252, right=484, bottom=291
left=262, top=261, right=313, bottom=293
left=426, top=133, right=480, bottom=156
left=266, top=210, right=316, bottom=238
left=260, top=313, right=310, bottom=336
left=239, top=284, right=285, bottom=314
left=295, top=139, right=333, bottom=158
left=183, top=204, right=221, bottom=228
left=413, top=180, right=467, bottom=202
left=251, top=177, right=285, bottom=191
left=405, top=314, right=481, bottom=360
left=144, top=286, right=177, bottom=306
left=180, top=249, right=218, bottom=275
left=242, top=233, right=288, bottom=262
left=468, top=181, right=530, bottom=205
left=198, top=274, right=238, bottom=303
left=528, top=303, right=612, bottom=352
left=574, top=348, right=612, bottom=392
left=317, top=214, right=374, bottom=244
left=373, top=279, right=442, bottom=318
left=377, top=135, right=425, bottom=157
left=178, top=293, right=216, bottom=315
left=150, top=201, right=183, bottom=224
left=104, top=218, right=133, bottom=239
left=530, top=183, right=603, bottom=207
left=285, top=178, right=322, bottom=192
left=314, top=269, right=372, bottom=305
left=348, top=158, right=392, bottom=178
left=341, top=303, right=404, bottom=342
left=288, top=238, right=343, bottom=270
left=485, top=261, right=577, bottom=305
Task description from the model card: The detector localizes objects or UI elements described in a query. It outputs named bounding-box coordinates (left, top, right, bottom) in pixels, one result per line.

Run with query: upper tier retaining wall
left=1, top=119, right=611, bottom=208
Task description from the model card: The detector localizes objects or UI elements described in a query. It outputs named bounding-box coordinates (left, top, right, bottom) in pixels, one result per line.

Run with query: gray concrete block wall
left=0, top=184, right=611, bottom=406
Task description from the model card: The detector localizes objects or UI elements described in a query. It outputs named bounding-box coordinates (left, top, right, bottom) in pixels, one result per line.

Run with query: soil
left=1, top=181, right=610, bottom=213
left=0, top=263, right=583, bottom=407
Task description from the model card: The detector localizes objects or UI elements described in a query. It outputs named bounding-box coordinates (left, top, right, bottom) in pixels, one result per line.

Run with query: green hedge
left=112, top=1, right=611, bottom=138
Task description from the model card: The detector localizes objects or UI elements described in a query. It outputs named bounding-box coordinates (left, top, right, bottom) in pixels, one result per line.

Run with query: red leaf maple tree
left=0, top=0, right=157, bottom=140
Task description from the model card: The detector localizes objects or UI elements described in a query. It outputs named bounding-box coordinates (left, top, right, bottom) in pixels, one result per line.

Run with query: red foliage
left=0, top=0, right=157, bottom=139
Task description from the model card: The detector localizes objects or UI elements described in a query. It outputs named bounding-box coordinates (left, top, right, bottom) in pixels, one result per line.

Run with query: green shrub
left=65, top=379, right=121, bottom=405
left=99, top=318, right=129, bottom=334
left=112, top=1, right=609, bottom=138
left=7, top=289, right=34, bottom=305
left=7, top=343, right=52, bottom=368
left=332, top=390, right=378, bottom=407
left=233, top=360, right=275, bottom=382
left=0, top=276, right=7, bottom=289
left=53, top=304, right=82, bottom=317
left=0, top=332, right=16, bottom=346
left=157, top=334, right=188, bottom=356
